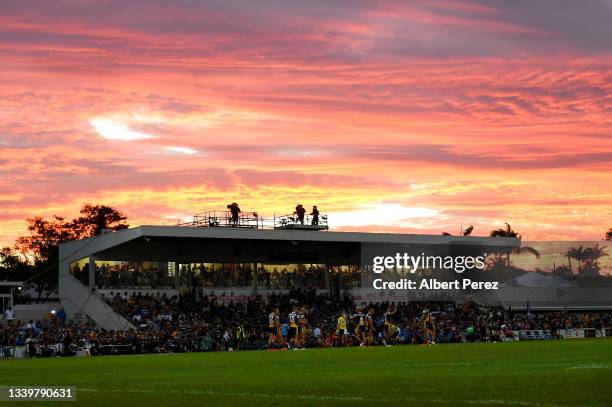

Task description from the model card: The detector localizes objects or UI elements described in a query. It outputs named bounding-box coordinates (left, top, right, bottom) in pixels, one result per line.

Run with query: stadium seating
left=2, top=289, right=611, bottom=358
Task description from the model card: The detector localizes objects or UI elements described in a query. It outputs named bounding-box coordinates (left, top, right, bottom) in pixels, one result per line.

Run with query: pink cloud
left=0, top=0, right=611, bottom=246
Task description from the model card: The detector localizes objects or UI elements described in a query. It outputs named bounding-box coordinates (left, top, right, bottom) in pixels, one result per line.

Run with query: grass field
left=2, top=339, right=612, bottom=406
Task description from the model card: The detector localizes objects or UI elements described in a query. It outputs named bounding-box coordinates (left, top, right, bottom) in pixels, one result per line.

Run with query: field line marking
left=77, top=387, right=594, bottom=406
left=566, top=363, right=612, bottom=370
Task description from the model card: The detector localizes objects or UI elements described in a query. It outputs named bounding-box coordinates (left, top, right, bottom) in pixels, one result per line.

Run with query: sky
left=1, top=0, right=611, bottom=246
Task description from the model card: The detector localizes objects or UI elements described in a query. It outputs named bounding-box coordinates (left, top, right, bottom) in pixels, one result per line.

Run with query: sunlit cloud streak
left=90, top=118, right=154, bottom=141
left=0, top=0, right=611, bottom=246
left=165, top=146, right=199, bottom=155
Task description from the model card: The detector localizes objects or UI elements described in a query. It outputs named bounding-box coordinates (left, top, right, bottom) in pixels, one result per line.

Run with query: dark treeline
left=0, top=204, right=128, bottom=298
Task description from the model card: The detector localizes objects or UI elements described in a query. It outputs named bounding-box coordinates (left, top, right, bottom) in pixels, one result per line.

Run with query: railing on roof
left=273, top=213, right=328, bottom=230
left=176, top=210, right=328, bottom=231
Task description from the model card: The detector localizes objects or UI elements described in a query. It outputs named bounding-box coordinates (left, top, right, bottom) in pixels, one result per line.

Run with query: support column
left=88, top=256, right=96, bottom=292
left=252, top=262, right=258, bottom=290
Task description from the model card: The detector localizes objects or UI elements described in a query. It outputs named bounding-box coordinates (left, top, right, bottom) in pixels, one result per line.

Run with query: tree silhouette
left=607, top=228, right=612, bottom=241
left=442, top=225, right=473, bottom=236
left=581, top=244, right=608, bottom=277
left=0, top=247, right=33, bottom=280
left=489, top=223, right=539, bottom=267
left=565, top=246, right=583, bottom=274
left=566, top=244, right=608, bottom=276
left=584, top=244, right=607, bottom=267
left=71, top=204, right=129, bottom=237
left=490, top=223, right=519, bottom=238
left=8, top=204, right=128, bottom=298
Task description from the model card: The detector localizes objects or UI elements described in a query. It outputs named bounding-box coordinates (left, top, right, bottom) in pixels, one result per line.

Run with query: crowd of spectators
left=2, top=289, right=612, bottom=358
left=76, top=262, right=360, bottom=291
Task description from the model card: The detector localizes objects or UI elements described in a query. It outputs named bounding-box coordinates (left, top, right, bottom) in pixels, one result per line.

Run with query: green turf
left=2, top=339, right=612, bottom=406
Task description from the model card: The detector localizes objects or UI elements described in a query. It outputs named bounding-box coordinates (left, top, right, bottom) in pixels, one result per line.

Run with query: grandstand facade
left=58, top=225, right=519, bottom=330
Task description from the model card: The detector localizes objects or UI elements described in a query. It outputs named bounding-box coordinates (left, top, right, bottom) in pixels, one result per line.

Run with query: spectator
left=310, top=206, right=320, bottom=225
left=294, top=204, right=306, bottom=225
left=56, top=308, right=66, bottom=327
left=3, top=291, right=611, bottom=358
left=228, top=203, right=241, bottom=226
left=5, top=307, right=15, bottom=322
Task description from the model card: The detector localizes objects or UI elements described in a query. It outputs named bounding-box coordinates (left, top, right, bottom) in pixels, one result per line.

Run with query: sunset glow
left=1, top=0, right=611, bottom=246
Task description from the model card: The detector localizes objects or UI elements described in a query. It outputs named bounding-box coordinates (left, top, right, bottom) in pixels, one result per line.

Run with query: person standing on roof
left=294, top=204, right=306, bottom=225
left=310, top=205, right=320, bottom=225
left=228, top=202, right=241, bottom=226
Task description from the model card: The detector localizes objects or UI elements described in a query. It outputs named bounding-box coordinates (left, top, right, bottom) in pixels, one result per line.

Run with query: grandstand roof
left=59, top=225, right=520, bottom=264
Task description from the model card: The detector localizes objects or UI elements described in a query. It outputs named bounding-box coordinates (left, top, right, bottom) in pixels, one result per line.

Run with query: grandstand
left=0, top=212, right=609, bottom=360
left=58, top=209, right=519, bottom=330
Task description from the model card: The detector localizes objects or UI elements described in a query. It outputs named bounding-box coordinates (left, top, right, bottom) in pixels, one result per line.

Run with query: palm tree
left=581, top=243, right=608, bottom=276
left=586, top=244, right=607, bottom=266
left=566, top=246, right=586, bottom=275
left=565, top=245, right=607, bottom=276
left=512, top=245, right=540, bottom=259
left=488, top=223, right=540, bottom=267
left=442, top=225, right=474, bottom=236
left=490, top=223, right=519, bottom=238
left=565, top=247, right=576, bottom=274
left=490, top=223, right=518, bottom=266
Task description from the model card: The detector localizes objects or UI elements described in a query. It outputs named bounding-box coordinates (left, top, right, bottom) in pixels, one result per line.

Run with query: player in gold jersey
left=297, top=307, right=308, bottom=349
left=288, top=306, right=299, bottom=349
left=267, top=308, right=277, bottom=347
left=336, top=310, right=348, bottom=346
left=267, top=307, right=284, bottom=348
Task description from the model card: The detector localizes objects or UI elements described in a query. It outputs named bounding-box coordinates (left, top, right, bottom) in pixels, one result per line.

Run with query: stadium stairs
left=59, top=273, right=136, bottom=331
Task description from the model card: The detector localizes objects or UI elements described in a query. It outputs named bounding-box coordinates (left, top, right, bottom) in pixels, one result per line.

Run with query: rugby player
left=267, top=308, right=278, bottom=347
left=420, top=309, right=436, bottom=345
left=276, top=308, right=285, bottom=348
left=382, top=305, right=398, bottom=347
left=365, top=308, right=375, bottom=346
left=288, top=306, right=299, bottom=349
left=336, top=310, right=348, bottom=346
left=267, top=307, right=284, bottom=348
left=297, top=306, right=308, bottom=349
left=353, top=307, right=368, bottom=347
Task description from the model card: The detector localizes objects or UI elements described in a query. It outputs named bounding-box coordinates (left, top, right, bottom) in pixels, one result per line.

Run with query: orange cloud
left=1, top=0, right=611, bottom=246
